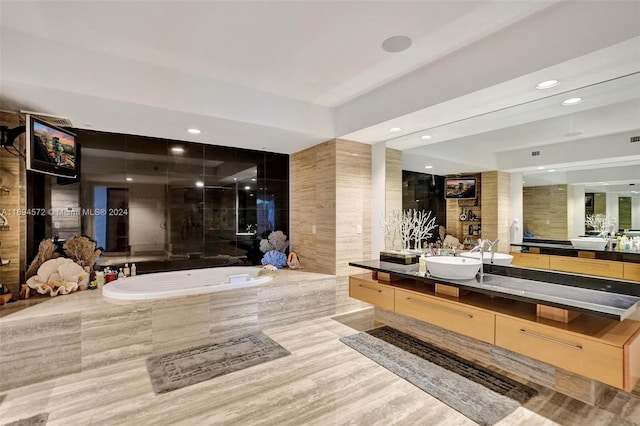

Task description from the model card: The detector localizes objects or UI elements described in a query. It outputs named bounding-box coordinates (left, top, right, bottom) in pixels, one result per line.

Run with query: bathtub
left=102, top=266, right=272, bottom=300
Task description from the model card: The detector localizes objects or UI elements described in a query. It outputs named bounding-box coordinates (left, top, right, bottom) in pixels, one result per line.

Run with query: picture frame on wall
left=585, top=193, right=594, bottom=208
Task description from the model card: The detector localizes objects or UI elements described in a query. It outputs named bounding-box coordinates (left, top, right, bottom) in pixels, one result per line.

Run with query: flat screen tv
left=26, top=115, right=78, bottom=178
left=444, top=177, right=477, bottom=199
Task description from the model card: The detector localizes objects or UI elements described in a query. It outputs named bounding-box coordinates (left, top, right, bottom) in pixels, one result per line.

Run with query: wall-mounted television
left=444, top=177, right=477, bottom=199
left=26, top=115, right=78, bottom=178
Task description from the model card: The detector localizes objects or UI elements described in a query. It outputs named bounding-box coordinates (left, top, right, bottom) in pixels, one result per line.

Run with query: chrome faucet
left=470, top=239, right=487, bottom=283
left=485, top=239, right=499, bottom=264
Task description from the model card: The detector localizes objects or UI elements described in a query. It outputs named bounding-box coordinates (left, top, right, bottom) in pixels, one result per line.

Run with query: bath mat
left=340, top=326, right=537, bottom=426
left=2, top=413, right=49, bottom=426
left=146, top=331, right=290, bottom=394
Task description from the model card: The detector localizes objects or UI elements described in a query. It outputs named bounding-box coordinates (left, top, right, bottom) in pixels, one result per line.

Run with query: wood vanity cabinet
left=548, top=256, right=624, bottom=279
left=348, top=275, right=394, bottom=310
left=624, top=263, right=640, bottom=281
left=348, top=272, right=640, bottom=391
left=511, top=252, right=550, bottom=269
left=394, top=288, right=495, bottom=344
left=495, top=315, right=628, bottom=388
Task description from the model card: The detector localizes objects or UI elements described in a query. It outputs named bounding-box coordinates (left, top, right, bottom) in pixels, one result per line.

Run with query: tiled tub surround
left=0, top=269, right=340, bottom=391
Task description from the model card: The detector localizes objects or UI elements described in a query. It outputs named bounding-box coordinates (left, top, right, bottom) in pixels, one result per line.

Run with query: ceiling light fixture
left=171, top=146, right=185, bottom=154
left=381, top=35, right=412, bottom=53
left=536, top=79, right=560, bottom=89
left=244, top=186, right=251, bottom=190
left=537, top=166, right=545, bottom=170
left=548, top=169, right=555, bottom=172
left=187, top=128, right=201, bottom=134
left=562, top=97, right=583, bottom=106
left=424, top=165, right=433, bottom=169
left=125, top=177, right=133, bottom=182
left=195, top=181, right=204, bottom=188
left=389, top=127, right=402, bottom=133
left=420, top=135, right=432, bottom=140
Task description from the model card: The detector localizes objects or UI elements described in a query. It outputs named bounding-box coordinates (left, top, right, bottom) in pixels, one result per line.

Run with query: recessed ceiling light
left=187, top=128, right=201, bottom=134
left=562, top=97, right=583, bottom=106
left=171, top=146, right=185, bottom=154
left=548, top=169, right=555, bottom=172
left=233, top=178, right=237, bottom=181
left=536, top=79, right=560, bottom=89
left=244, top=186, right=251, bottom=190
left=420, top=134, right=432, bottom=140
left=424, top=165, right=433, bottom=169
left=251, top=178, right=256, bottom=182
left=389, top=127, right=402, bottom=133
left=125, top=177, right=133, bottom=182
left=381, top=35, right=412, bottom=53
left=537, top=166, right=545, bottom=170
left=195, top=181, right=204, bottom=188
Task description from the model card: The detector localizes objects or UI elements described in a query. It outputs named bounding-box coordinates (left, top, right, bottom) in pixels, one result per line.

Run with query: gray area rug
left=2, top=413, right=48, bottom=426
left=146, top=331, right=290, bottom=394
left=340, top=326, right=537, bottom=426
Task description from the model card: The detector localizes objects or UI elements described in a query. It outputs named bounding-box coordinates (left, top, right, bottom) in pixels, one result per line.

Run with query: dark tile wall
left=27, top=129, right=289, bottom=271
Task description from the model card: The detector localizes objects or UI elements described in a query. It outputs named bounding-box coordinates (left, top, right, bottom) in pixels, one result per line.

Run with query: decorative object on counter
left=62, top=236, right=102, bottom=273
left=384, top=209, right=402, bottom=251
left=259, top=230, right=290, bottom=269
left=25, top=239, right=61, bottom=279
left=25, top=257, right=89, bottom=297
left=286, top=251, right=302, bottom=269
left=261, top=250, right=287, bottom=269
left=585, top=214, right=616, bottom=236
left=146, top=331, right=290, bottom=394
left=340, top=327, right=537, bottom=426
left=385, top=209, right=438, bottom=252
left=261, top=264, right=278, bottom=272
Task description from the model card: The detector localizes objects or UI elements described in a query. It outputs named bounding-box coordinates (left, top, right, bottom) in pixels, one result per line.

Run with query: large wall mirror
left=386, top=71, right=640, bottom=242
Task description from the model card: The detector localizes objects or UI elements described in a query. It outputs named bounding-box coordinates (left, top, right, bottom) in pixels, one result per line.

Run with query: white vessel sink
left=570, top=237, right=607, bottom=250
left=459, top=252, right=513, bottom=265
left=425, top=256, right=482, bottom=280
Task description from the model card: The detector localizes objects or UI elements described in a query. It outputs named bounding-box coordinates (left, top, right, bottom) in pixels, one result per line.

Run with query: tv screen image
left=26, top=115, right=77, bottom=178
left=445, top=178, right=477, bottom=199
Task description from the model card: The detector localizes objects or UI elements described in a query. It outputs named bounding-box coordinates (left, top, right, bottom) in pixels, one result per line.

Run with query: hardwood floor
left=1, top=309, right=639, bottom=425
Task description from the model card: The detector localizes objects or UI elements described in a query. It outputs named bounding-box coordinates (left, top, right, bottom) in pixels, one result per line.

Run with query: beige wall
left=481, top=171, right=511, bottom=253
left=290, top=139, right=371, bottom=276
left=384, top=148, right=402, bottom=250
left=0, top=112, right=27, bottom=293
left=523, top=185, right=571, bottom=239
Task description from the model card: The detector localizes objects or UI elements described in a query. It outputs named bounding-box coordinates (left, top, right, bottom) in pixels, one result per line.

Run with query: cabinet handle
left=519, top=329, right=582, bottom=350
left=405, top=297, right=473, bottom=319
left=358, top=284, right=382, bottom=293
left=559, top=259, right=609, bottom=269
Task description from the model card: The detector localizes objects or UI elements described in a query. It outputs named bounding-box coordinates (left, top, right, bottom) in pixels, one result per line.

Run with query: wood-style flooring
left=1, top=309, right=639, bottom=426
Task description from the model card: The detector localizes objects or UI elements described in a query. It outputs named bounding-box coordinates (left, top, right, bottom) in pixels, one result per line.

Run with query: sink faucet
left=470, top=239, right=487, bottom=283
left=485, top=239, right=499, bottom=264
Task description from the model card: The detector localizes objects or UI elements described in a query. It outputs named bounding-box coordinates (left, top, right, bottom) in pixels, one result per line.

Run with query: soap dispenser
left=418, top=254, right=427, bottom=275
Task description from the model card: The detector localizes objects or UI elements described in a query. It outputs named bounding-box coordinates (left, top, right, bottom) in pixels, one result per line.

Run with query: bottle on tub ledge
left=131, top=263, right=137, bottom=276
left=118, top=268, right=125, bottom=279
left=123, top=263, right=130, bottom=277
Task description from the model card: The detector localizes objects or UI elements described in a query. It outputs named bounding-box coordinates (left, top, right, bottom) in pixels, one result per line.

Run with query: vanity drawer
left=394, top=289, right=495, bottom=344
left=549, top=256, right=624, bottom=279
left=349, top=276, right=394, bottom=310
left=511, top=253, right=550, bottom=269
left=495, top=316, right=623, bottom=388
left=623, top=263, right=640, bottom=282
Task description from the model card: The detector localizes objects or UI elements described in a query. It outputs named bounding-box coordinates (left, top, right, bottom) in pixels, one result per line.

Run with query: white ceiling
left=1, top=0, right=639, bottom=178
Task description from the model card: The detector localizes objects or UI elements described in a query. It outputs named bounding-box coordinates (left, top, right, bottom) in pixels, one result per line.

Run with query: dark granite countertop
left=349, top=259, right=640, bottom=321
left=511, top=241, right=640, bottom=263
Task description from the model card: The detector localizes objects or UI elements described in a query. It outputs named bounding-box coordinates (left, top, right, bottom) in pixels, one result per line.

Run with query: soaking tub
left=102, top=266, right=272, bottom=300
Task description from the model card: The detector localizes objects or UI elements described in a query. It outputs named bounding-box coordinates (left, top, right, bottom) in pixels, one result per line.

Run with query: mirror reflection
left=391, top=72, right=640, bottom=241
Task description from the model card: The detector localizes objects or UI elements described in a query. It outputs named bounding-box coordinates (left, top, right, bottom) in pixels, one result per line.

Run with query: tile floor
left=1, top=309, right=639, bottom=426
